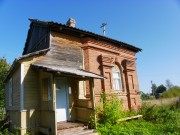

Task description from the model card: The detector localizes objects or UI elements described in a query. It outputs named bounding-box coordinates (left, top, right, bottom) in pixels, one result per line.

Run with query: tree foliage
left=0, top=57, right=10, bottom=106
left=165, top=79, right=173, bottom=90
left=140, top=91, right=150, bottom=100
left=160, top=86, right=180, bottom=98
left=156, top=84, right=167, bottom=93
left=151, top=81, right=157, bottom=96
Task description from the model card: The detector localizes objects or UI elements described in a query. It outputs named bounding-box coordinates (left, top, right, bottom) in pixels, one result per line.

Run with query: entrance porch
left=31, top=64, right=104, bottom=134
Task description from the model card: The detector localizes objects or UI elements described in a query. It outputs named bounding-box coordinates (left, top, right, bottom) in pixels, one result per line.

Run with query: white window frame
left=112, top=65, right=123, bottom=91
left=9, top=78, right=12, bottom=106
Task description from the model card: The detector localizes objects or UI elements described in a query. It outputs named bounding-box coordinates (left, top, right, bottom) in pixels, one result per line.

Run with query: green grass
left=97, top=120, right=180, bottom=135
left=93, top=93, right=180, bottom=135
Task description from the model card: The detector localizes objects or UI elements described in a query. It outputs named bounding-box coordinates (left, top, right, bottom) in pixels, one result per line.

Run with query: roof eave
left=29, top=19, right=142, bottom=52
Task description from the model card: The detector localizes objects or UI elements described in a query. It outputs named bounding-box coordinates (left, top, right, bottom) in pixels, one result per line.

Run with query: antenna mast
left=100, top=23, right=107, bottom=36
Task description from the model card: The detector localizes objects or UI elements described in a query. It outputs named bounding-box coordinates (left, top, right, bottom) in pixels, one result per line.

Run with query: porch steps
left=57, top=122, right=96, bottom=135
left=57, top=126, right=95, bottom=135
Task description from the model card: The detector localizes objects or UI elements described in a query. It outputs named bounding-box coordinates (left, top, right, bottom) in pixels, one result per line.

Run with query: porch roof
left=31, top=64, right=105, bottom=79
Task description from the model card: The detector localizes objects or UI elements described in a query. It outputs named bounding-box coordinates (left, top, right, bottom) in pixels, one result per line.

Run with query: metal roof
left=26, top=19, right=142, bottom=53
left=4, top=49, right=49, bottom=82
left=31, top=63, right=104, bottom=79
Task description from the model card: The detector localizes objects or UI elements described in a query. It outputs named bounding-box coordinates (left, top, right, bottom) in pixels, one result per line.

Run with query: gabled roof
left=4, top=49, right=49, bottom=82
left=23, top=18, right=142, bottom=54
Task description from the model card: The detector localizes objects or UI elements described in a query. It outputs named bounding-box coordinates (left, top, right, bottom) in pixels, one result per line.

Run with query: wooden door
left=56, top=77, right=69, bottom=122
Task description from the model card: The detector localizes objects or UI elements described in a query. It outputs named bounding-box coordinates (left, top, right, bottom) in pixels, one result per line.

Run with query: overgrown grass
left=92, top=92, right=180, bottom=135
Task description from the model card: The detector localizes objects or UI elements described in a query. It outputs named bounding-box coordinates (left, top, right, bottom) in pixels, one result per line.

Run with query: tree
left=151, top=81, right=157, bottom=96
left=0, top=57, right=10, bottom=106
left=140, top=91, right=151, bottom=100
left=156, top=84, right=166, bottom=93
left=165, top=79, right=173, bottom=90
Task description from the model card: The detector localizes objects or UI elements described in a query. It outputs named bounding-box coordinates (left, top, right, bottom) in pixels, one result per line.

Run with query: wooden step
left=57, top=127, right=94, bottom=135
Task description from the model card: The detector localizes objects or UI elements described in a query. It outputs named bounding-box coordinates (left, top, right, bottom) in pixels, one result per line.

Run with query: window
left=78, top=81, right=86, bottom=99
left=42, top=78, right=52, bottom=101
left=9, top=78, right=12, bottom=106
left=112, top=65, right=123, bottom=91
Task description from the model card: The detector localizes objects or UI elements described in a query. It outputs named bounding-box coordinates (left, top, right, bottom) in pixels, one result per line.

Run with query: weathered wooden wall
left=34, top=32, right=83, bottom=69
left=5, top=66, right=21, bottom=110
left=8, top=111, right=21, bottom=133
left=23, top=58, right=40, bottom=110
left=23, top=24, right=49, bottom=55
left=20, top=110, right=40, bottom=135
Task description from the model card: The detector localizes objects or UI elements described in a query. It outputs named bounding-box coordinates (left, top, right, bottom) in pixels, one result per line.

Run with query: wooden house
left=4, top=18, right=142, bottom=135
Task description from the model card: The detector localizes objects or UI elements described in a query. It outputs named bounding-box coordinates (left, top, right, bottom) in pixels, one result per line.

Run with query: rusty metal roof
left=31, top=63, right=104, bottom=79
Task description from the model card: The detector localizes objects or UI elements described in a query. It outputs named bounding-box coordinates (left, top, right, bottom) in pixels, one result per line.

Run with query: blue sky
left=0, top=0, right=180, bottom=93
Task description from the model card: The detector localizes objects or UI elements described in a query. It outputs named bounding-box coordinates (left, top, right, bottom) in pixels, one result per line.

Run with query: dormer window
left=112, top=64, right=123, bottom=91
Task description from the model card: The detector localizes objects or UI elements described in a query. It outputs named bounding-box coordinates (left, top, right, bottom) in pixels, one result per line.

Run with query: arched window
left=112, top=64, right=123, bottom=91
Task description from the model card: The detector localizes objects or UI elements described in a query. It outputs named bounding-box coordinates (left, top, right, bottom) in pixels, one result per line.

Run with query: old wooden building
left=4, top=18, right=142, bottom=134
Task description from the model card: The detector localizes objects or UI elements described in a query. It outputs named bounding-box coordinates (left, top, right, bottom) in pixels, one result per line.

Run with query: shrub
left=141, top=103, right=179, bottom=124
left=90, top=92, right=137, bottom=128
left=97, top=92, right=125, bottom=125
left=161, top=86, right=180, bottom=98
left=95, top=99, right=180, bottom=135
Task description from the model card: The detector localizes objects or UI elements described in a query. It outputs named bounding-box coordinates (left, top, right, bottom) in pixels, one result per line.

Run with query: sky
left=0, top=0, right=180, bottom=93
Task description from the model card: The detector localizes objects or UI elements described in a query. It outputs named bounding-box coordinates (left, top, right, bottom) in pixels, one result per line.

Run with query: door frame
left=55, top=77, right=69, bottom=122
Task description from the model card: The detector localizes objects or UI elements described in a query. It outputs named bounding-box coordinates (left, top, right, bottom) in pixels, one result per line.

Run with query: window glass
left=112, top=65, right=123, bottom=91
left=78, top=81, right=86, bottom=99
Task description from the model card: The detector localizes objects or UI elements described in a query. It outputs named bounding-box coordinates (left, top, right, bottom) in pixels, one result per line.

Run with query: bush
left=95, top=97, right=180, bottom=135
left=161, top=86, right=180, bottom=98
left=141, top=103, right=179, bottom=124
left=98, top=92, right=125, bottom=125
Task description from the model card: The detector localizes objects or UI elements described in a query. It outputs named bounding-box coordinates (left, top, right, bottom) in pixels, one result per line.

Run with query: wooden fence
left=142, top=97, right=180, bottom=106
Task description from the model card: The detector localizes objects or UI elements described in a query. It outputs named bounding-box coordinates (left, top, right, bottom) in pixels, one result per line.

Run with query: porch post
left=89, top=78, right=97, bottom=128
left=89, top=78, right=95, bottom=109
left=53, top=74, right=57, bottom=135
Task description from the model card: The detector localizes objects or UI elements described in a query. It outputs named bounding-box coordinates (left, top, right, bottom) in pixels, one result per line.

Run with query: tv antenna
left=100, top=23, right=107, bottom=36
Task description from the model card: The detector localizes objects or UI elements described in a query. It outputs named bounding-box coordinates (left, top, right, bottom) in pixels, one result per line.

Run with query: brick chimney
left=66, top=18, right=76, bottom=27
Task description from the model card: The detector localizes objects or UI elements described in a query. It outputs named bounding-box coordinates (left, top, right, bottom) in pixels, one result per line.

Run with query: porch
left=31, top=64, right=104, bottom=134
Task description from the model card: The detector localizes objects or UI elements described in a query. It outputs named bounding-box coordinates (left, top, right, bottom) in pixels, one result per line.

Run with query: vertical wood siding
left=5, top=67, right=21, bottom=110
left=34, top=32, right=83, bottom=69
left=25, top=24, right=49, bottom=55
left=8, top=111, right=21, bottom=133
left=23, top=60, right=40, bottom=110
